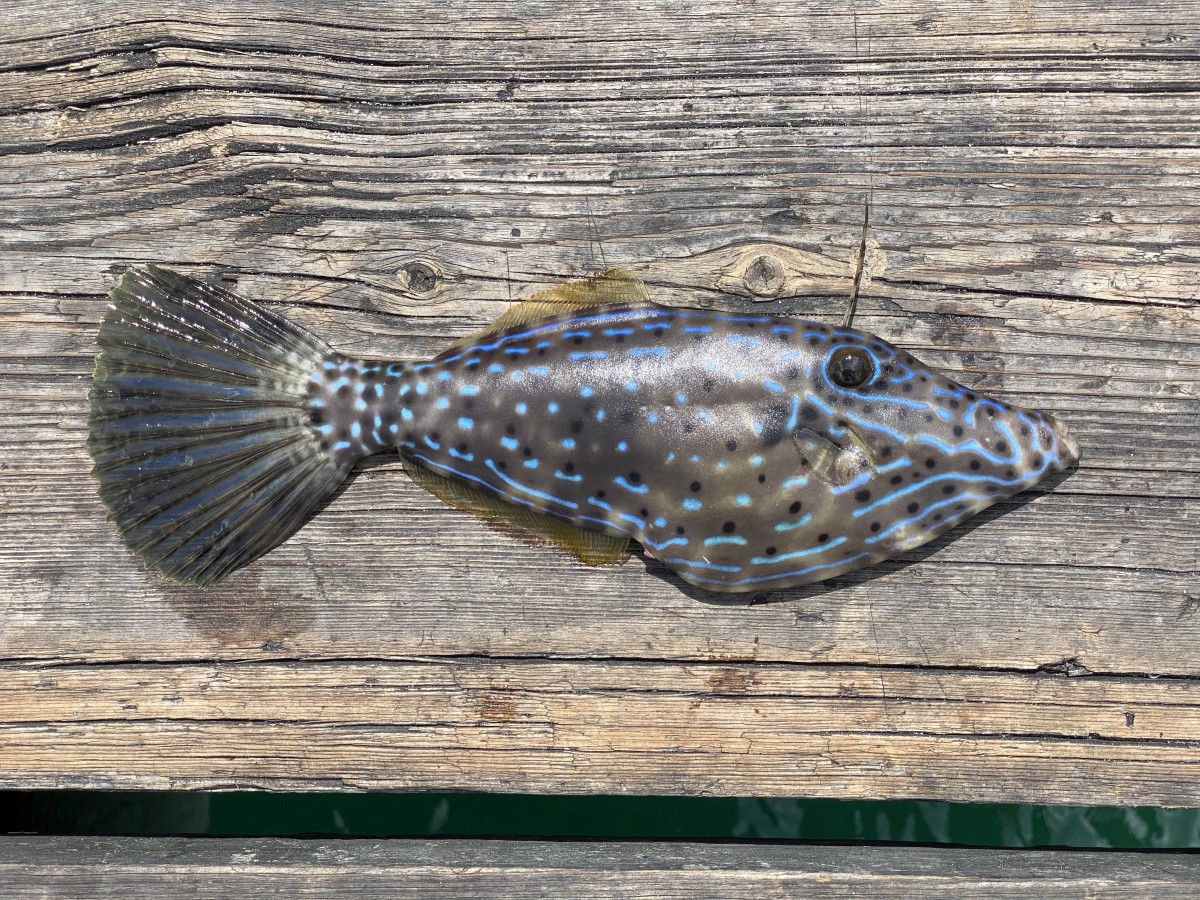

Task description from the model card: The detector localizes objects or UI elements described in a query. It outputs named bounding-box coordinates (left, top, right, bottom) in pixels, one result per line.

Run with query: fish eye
left=826, top=347, right=873, bottom=389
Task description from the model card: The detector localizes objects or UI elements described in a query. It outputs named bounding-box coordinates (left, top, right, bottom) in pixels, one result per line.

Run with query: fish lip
left=1045, top=413, right=1082, bottom=468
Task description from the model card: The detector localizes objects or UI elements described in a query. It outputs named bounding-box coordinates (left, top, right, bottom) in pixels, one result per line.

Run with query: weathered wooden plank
left=0, top=0, right=1197, bottom=803
left=3, top=837, right=1200, bottom=898
left=3, top=658, right=1200, bottom=803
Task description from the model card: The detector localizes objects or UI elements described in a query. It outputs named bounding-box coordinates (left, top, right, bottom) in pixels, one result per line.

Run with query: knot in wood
left=398, top=261, right=440, bottom=298
left=743, top=253, right=785, bottom=298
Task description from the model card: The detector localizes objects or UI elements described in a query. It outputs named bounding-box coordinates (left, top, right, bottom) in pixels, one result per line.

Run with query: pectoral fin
left=792, top=427, right=873, bottom=487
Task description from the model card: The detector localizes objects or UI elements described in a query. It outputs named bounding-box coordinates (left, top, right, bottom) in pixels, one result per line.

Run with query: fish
left=88, top=265, right=1080, bottom=592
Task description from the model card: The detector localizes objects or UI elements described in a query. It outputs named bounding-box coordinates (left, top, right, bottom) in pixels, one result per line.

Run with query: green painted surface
left=4, top=792, right=1199, bottom=848
left=206, top=795, right=1200, bottom=848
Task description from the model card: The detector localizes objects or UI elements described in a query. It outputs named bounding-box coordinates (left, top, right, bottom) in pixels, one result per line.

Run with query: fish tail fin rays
left=88, top=265, right=353, bottom=586
left=445, top=269, right=649, bottom=353
left=403, top=455, right=631, bottom=567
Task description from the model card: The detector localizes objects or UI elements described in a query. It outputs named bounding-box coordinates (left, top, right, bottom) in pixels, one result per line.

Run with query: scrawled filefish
left=88, top=265, right=1080, bottom=591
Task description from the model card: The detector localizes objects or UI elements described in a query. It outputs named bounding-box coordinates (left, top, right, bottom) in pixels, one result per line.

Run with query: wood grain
left=1, top=0, right=1197, bottom=803
left=4, top=837, right=1200, bottom=898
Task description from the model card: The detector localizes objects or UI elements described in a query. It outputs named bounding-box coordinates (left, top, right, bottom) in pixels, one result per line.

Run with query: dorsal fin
left=403, top=455, right=631, bottom=566
left=447, top=269, right=648, bottom=353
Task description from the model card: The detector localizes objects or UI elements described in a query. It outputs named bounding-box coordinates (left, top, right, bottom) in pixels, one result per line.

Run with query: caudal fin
left=88, top=265, right=351, bottom=585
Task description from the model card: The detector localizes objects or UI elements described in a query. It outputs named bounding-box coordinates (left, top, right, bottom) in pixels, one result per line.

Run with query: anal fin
left=403, top=455, right=631, bottom=566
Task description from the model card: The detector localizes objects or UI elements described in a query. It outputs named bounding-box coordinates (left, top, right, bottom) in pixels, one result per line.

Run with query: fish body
left=89, top=266, right=1079, bottom=590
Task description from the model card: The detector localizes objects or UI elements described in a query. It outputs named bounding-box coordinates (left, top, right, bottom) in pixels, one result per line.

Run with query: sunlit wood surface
left=1, top=0, right=1197, bottom=806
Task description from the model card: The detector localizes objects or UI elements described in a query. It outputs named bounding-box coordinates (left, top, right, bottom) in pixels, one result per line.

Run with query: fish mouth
left=1043, top=413, right=1082, bottom=468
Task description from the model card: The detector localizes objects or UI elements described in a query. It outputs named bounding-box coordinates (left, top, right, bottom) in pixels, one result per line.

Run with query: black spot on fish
left=761, top=423, right=784, bottom=447
left=907, top=502, right=919, bottom=513
left=765, top=546, right=777, bottom=556
left=789, top=501, right=802, bottom=514
left=628, top=471, right=641, bottom=483
left=1032, top=454, right=1043, bottom=468
left=702, top=378, right=715, bottom=392
left=902, top=383, right=913, bottom=393
left=969, top=460, right=981, bottom=470
left=870, top=522, right=881, bottom=532
left=690, top=481, right=702, bottom=492
left=523, top=447, right=533, bottom=457
left=785, top=366, right=799, bottom=379
left=726, top=440, right=738, bottom=452
left=564, top=461, right=575, bottom=473
left=723, top=521, right=736, bottom=533
left=949, top=399, right=960, bottom=409
left=925, top=458, right=936, bottom=469
left=640, top=508, right=649, bottom=518
left=890, top=475, right=903, bottom=485
left=676, top=526, right=686, bottom=535
left=1005, top=469, right=1015, bottom=479
left=996, top=441, right=1008, bottom=453
left=506, top=424, right=516, bottom=434
left=619, top=409, right=635, bottom=424
left=310, top=409, right=324, bottom=425
left=801, top=405, right=818, bottom=422
left=855, top=489, right=871, bottom=502
left=933, top=513, right=943, bottom=522
left=595, top=489, right=606, bottom=498
left=942, top=485, right=955, bottom=495
left=614, top=333, right=626, bottom=343
left=880, top=446, right=893, bottom=458
left=953, top=426, right=964, bottom=437
left=570, top=420, right=584, bottom=433
left=758, top=474, right=766, bottom=483
left=818, top=533, right=829, bottom=542
left=337, top=384, right=351, bottom=398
